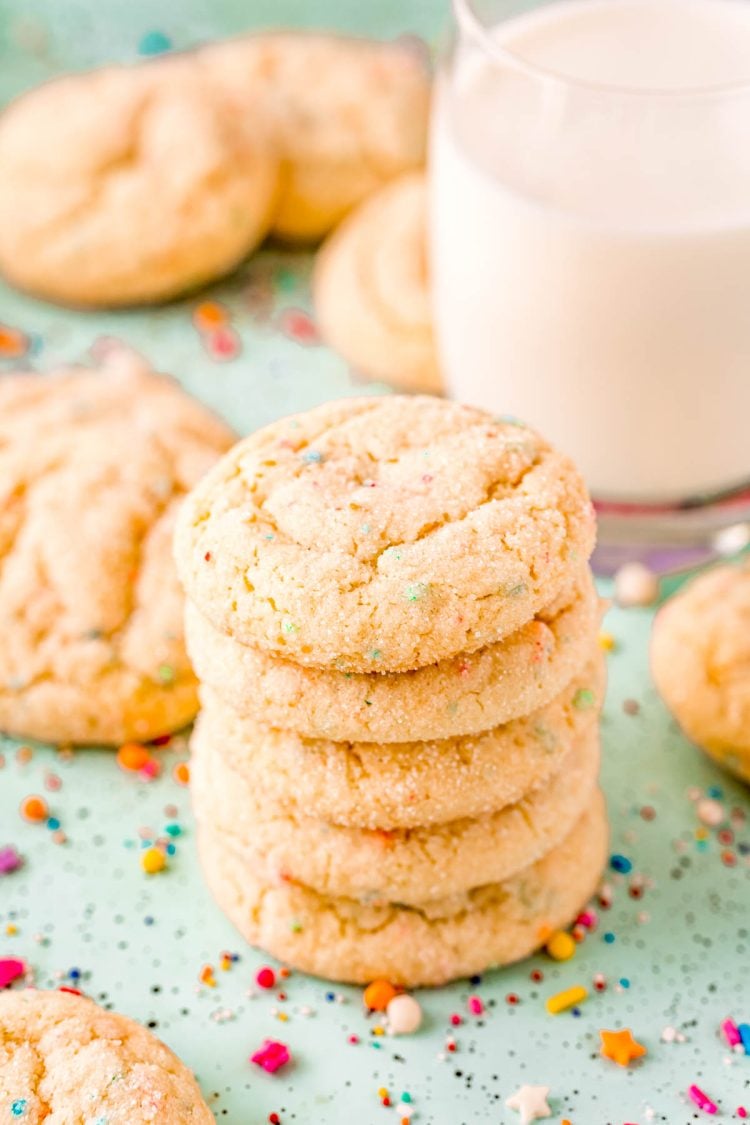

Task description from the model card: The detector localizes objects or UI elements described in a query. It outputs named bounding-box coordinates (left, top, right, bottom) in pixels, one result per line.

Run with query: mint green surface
left=0, top=5, right=749, bottom=1124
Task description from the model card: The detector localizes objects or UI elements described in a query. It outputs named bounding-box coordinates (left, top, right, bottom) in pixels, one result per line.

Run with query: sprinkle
left=138, top=29, right=173, bottom=55
left=688, top=1084, right=718, bottom=1114
left=251, top=1039, right=290, bottom=1073
left=738, top=1024, right=750, bottom=1053
left=386, top=994, right=422, bottom=1035
left=599, top=1028, right=647, bottom=1066
left=506, top=992, right=520, bottom=1005
left=200, top=965, right=217, bottom=988
left=192, top=300, right=229, bottom=331
left=614, top=561, right=659, bottom=607
left=20, top=795, right=48, bottom=823
left=405, top=582, right=430, bottom=602
left=467, top=995, right=484, bottom=1015
left=172, top=762, right=190, bottom=786
left=363, top=979, right=396, bottom=1012
left=141, top=847, right=166, bottom=875
left=0, top=845, right=23, bottom=875
left=116, top=743, right=151, bottom=772
left=609, top=854, right=633, bottom=874
left=0, top=958, right=25, bottom=987
left=696, top=798, right=725, bottom=827
left=256, top=967, right=276, bottom=990
left=545, top=931, right=576, bottom=961
left=721, top=1018, right=742, bottom=1047
left=572, top=688, right=595, bottom=710
left=545, top=985, right=588, bottom=1015
left=598, top=631, right=616, bottom=651
left=301, top=449, right=324, bottom=464
left=10, top=1100, right=27, bottom=1118
left=603, top=932, right=615, bottom=944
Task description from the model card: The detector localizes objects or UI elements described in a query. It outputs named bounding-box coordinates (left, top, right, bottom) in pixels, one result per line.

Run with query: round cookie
left=175, top=396, right=596, bottom=673
left=0, top=59, right=278, bottom=307
left=0, top=989, right=213, bottom=1123
left=197, top=792, right=608, bottom=986
left=651, top=563, right=750, bottom=781
left=0, top=351, right=234, bottom=745
left=192, top=719, right=600, bottom=904
left=186, top=565, right=599, bottom=741
left=198, top=32, right=430, bottom=241
left=191, top=656, right=605, bottom=829
left=314, top=172, right=440, bottom=393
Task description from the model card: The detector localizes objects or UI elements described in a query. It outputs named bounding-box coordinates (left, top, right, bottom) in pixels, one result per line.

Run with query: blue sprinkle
left=707, top=785, right=724, bottom=799
left=69, top=967, right=81, bottom=980
left=572, top=1007, right=582, bottom=1017
left=470, top=974, right=482, bottom=986
left=738, top=1023, right=750, bottom=1052
left=144, top=916, right=155, bottom=926
left=603, top=932, right=615, bottom=944
left=165, top=843, right=176, bottom=856
left=46, top=817, right=61, bottom=831
left=325, top=991, right=335, bottom=1002
left=10, top=1100, right=27, bottom=1117
left=301, top=449, right=324, bottom=464
left=610, top=854, right=632, bottom=874
left=138, top=30, right=173, bottom=55
left=619, top=977, right=630, bottom=988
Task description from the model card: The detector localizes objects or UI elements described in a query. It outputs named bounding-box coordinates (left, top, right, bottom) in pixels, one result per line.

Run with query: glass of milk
left=430, top=0, right=750, bottom=572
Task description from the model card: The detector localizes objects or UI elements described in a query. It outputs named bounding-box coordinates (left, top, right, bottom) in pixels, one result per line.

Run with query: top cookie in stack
left=175, top=395, right=605, bottom=986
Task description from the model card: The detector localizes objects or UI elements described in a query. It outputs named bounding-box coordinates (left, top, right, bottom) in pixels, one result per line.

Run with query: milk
left=430, top=0, right=750, bottom=500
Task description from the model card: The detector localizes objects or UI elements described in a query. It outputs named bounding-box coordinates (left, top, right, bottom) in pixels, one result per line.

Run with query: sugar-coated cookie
left=199, top=33, right=430, bottom=241
left=197, top=792, right=607, bottom=986
left=0, top=989, right=213, bottom=1123
left=186, top=566, right=598, bottom=741
left=192, top=719, right=599, bottom=904
left=0, top=59, right=278, bottom=307
left=314, top=172, right=439, bottom=392
left=651, top=563, right=750, bottom=781
left=191, top=657, right=604, bottom=829
left=0, top=351, right=233, bottom=745
left=175, top=396, right=596, bottom=673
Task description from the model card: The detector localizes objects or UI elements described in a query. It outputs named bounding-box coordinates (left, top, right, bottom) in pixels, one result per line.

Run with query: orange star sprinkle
left=599, top=1028, right=647, bottom=1067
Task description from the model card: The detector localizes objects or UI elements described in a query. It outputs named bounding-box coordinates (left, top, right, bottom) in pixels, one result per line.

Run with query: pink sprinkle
left=576, top=910, right=598, bottom=929
left=688, top=1085, right=717, bottom=1114
left=450, top=1013, right=462, bottom=1026
left=0, top=845, right=23, bottom=875
left=737, top=1108, right=747, bottom=1119
left=205, top=327, right=242, bottom=361
left=348, top=1034, right=359, bottom=1045
left=256, top=966, right=276, bottom=990
left=140, top=759, right=161, bottom=780
left=251, top=1039, right=290, bottom=1074
left=0, top=958, right=25, bottom=987
left=468, top=995, right=484, bottom=1016
left=721, top=1018, right=742, bottom=1047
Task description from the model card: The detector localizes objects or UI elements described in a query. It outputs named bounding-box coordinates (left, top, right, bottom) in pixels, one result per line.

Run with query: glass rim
left=452, top=0, right=750, bottom=99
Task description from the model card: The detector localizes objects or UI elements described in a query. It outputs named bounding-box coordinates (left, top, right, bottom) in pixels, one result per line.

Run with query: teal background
left=0, top=3, right=749, bottom=1124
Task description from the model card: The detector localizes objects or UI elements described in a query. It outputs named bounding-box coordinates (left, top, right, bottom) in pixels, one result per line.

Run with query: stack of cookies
left=175, top=396, right=606, bottom=987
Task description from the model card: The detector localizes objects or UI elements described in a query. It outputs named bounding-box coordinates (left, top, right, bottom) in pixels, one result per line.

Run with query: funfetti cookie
left=0, top=351, right=233, bottom=745
left=197, top=792, right=608, bottom=987
left=174, top=396, right=596, bottom=673
left=185, top=565, right=599, bottom=741
left=198, top=32, right=430, bottom=241
left=651, top=562, right=750, bottom=781
left=0, top=989, right=214, bottom=1123
left=0, top=59, right=278, bottom=307
left=314, top=172, right=440, bottom=392
left=191, top=657, right=605, bottom=830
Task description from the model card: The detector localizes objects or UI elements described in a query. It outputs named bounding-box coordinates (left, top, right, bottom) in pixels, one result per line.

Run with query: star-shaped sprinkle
left=599, top=1028, right=647, bottom=1066
left=505, top=1084, right=552, bottom=1123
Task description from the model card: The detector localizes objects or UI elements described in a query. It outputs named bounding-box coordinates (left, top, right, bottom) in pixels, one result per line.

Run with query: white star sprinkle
left=505, top=1084, right=552, bottom=1124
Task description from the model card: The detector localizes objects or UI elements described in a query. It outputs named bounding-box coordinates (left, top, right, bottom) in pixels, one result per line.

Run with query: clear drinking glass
left=429, top=0, right=750, bottom=573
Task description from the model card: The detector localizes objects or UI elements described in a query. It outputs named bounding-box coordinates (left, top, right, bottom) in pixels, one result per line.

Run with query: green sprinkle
left=401, top=1094, right=413, bottom=1105
left=573, top=688, right=596, bottom=710
left=360, top=523, right=371, bottom=534
left=264, top=533, right=275, bottom=540
left=165, top=823, right=182, bottom=837
left=405, top=582, right=430, bottom=602
left=282, top=620, right=298, bottom=634
left=503, top=582, right=528, bottom=598
left=368, top=649, right=382, bottom=661
left=157, top=664, right=175, bottom=684
left=290, top=919, right=303, bottom=933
